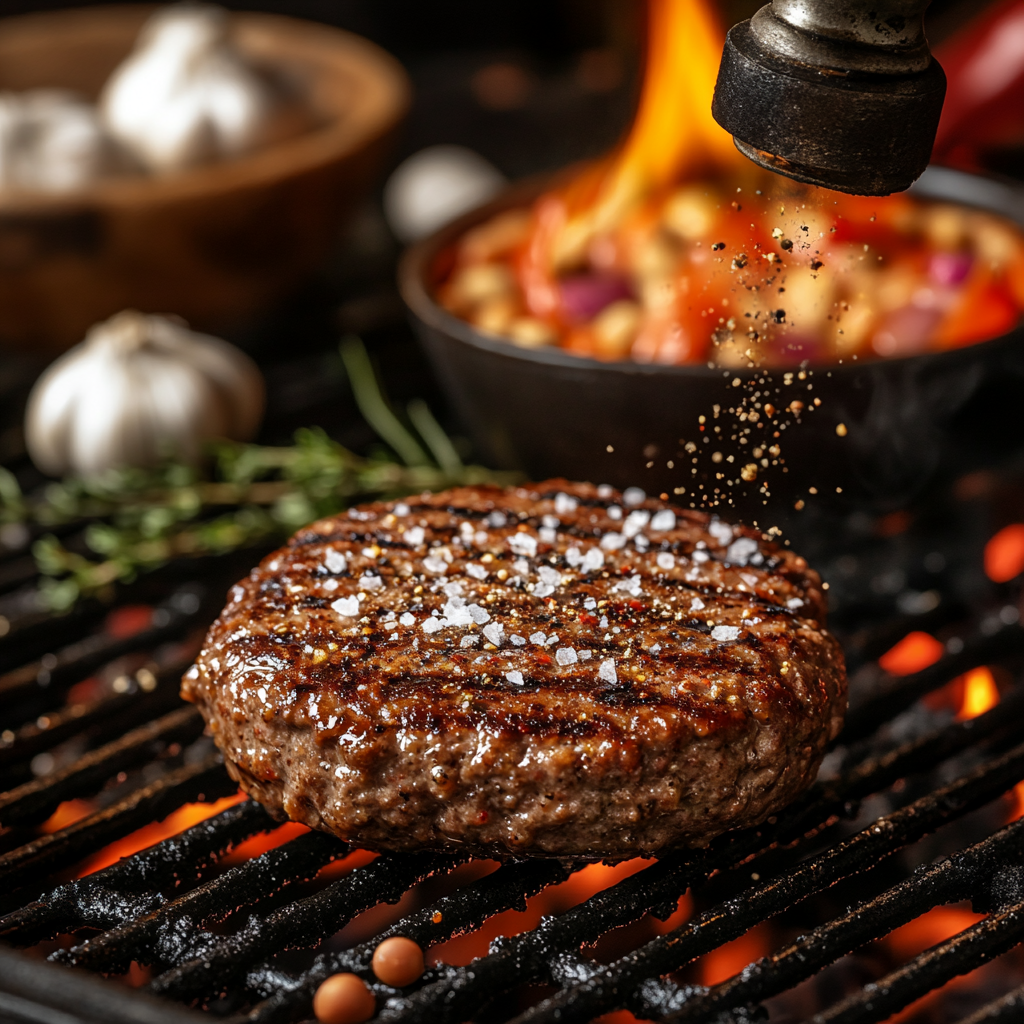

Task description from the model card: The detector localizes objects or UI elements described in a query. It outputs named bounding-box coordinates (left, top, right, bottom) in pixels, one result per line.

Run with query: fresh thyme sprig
left=2, top=337, right=514, bottom=611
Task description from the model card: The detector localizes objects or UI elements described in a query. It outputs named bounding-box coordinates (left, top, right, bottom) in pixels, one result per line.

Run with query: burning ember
left=436, top=0, right=1024, bottom=368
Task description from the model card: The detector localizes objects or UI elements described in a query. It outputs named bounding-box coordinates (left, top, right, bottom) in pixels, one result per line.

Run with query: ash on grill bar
left=3, top=1, right=1024, bottom=1024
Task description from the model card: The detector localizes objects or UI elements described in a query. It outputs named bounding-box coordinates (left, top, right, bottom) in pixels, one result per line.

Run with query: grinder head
left=712, top=1, right=946, bottom=196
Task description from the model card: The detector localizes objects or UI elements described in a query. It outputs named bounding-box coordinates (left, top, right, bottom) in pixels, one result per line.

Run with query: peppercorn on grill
left=1, top=506, right=1024, bottom=1024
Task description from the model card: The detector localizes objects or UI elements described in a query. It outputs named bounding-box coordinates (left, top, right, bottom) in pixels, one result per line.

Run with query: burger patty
left=182, top=480, right=846, bottom=859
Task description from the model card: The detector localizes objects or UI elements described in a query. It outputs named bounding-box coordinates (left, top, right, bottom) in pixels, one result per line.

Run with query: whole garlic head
left=0, top=90, right=127, bottom=192
left=26, top=310, right=265, bottom=477
left=99, top=3, right=276, bottom=172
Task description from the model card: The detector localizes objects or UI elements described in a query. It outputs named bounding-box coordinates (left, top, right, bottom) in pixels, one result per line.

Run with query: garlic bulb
left=99, top=3, right=277, bottom=172
left=26, top=310, right=265, bottom=477
left=0, top=90, right=126, bottom=192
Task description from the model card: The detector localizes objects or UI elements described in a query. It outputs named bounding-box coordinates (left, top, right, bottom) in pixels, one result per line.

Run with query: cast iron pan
left=399, top=168, right=1024, bottom=522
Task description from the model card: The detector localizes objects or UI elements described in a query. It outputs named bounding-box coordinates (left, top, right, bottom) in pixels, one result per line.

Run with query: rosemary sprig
left=3, top=338, right=513, bottom=611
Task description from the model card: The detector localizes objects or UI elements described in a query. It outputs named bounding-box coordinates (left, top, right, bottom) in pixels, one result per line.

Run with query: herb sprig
left=2, top=337, right=513, bottom=610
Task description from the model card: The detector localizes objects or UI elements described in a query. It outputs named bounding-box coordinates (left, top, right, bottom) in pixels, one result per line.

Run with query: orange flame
left=957, top=666, right=999, bottom=720
left=698, top=922, right=773, bottom=987
left=878, top=632, right=944, bottom=676
left=985, top=523, right=1024, bottom=583
left=429, top=858, right=654, bottom=968
left=71, top=794, right=247, bottom=877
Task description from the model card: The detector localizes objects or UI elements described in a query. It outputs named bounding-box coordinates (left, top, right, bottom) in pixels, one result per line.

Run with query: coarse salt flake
left=708, top=520, right=734, bottom=545
left=651, top=510, right=676, bottom=531
left=422, top=616, right=442, bottom=634
left=509, top=533, right=538, bottom=557
left=468, top=603, right=490, bottom=625
left=726, top=537, right=761, bottom=565
left=566, top=547, right=583, bottom=567
left=483, top=622, right=503, bottom=646
left=690, top=597, right=705, bottom=611
left=488, top=511, right=507, bottom=528
left=623, top=487, right=646, bottom=506
left=331, top=596, right=360, bottom=617
left=510, top=634, right=526, bottom=646
left=598, top=658, right=617, bottom=683
left=711, top=625, right=741, bottom=642
left=555, top=493, right=578, bottom=514
left=692, top=550, right=710, bottom=564
left=650, top=643, right=662, bottom=655
left=538, top=566, right=561, bottom=586
left=541, top=515, right=559, bottom=529
left=657, top=552, right=675, bottom=570
left=539, top=527, right=557, bottom=544
left=323, top=549, right=347, bottom=574
left=400, top=612, right=415, bottom=626
left=583, top=548, right=605, bottom=571
left=787, top=597, right=805, bottom=609
left=423, top=556, right=448, bottom=575
left=579, top=649, right=592, bottom=660
left=529, top=631, right=547, bottom=645
left=613, top=574, right=642, bottom=596
left=622, top=510, right=650, bottom=538
left=393, top=503, right=410, bottom=516
left=533, top=584, right=555, bottom=598
left=506, top=670, right=524, bottom=685
left=555, top=647, right=578, bottom=666
left=460, top=635, right=479, bottom=648
left=404, top=526, right=425, bottom=546
left=323, top=578, right=339, bottom=592
left=466, top=563, right=488, bottom=580
left=360, top=574, right=383, bottom=591
left=584, top=597, right=597, bottom=610
left=597, top=484, right=614, bottom=498
left=601, top=532, right=626, bottom=552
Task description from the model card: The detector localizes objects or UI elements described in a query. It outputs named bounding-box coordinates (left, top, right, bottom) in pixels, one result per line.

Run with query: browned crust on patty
left=182, top=480, right=846, bottom=858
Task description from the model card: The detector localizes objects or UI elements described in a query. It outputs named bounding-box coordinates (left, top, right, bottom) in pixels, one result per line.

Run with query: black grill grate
left=2, top=514, right=1024, bottom=1024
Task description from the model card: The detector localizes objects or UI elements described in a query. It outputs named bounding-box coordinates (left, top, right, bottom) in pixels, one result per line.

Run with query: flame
left=985, top=523, right=1024, bottom=583
left=428, top=858, right=654, bottom=968
left=878, top=632, right=944, bottom=676
left=548, top=0, right=737, bottom=261
left=71, top=793, right=246, bottom=878
left=882, top=905, right=987, bottom=1023
left=698, top=922, right=773, bottom=987
left=957, top=666, right=999, bottom=720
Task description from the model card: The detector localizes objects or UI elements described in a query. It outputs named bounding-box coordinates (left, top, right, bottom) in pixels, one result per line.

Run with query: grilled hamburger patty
left=183, top=481, right=846, bottom=858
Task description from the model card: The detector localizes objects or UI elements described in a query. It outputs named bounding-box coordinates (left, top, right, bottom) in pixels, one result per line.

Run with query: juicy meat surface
left=182, top=481, right=846, bottom=858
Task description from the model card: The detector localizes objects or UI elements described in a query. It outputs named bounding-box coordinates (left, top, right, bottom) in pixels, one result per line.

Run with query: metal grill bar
left=654, top=817, right=1024, bottom=1021
left=0, top=586, right=205, bottom=713
left=0, top=662, right=188, bottom=770
left=148, top=852, right=470, bottom=1003
left=60, top=830, right=345, bottom=973
left=842, top=621, right=1024, bottom=742
left=242, top=859, right=570, bottom=1024
left=813, top=901, right=1024, bottom=1024
left=0, top=800, right=274, bottom=945
left=0, top=706, right=204, bottom=828
left=505, top=741, right=1024, bottom=1024
left=0, top=754, right=233, bottom=891
left=957, top=981, right=1024, bottom=1023
left=0, top=945, right=204, bottom=1024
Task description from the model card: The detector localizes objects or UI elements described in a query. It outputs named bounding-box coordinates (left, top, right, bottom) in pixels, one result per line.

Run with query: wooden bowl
left=0, top=5, right=410, bottom=350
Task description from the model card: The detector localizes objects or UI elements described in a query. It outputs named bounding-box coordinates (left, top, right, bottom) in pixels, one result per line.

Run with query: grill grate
left=1, top=505, right=1024, bottom=1024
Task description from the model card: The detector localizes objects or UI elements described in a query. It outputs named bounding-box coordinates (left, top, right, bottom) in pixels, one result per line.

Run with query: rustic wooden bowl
left=0, top=5, right=410, bottom=350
